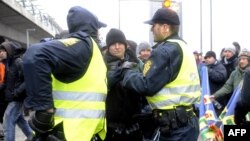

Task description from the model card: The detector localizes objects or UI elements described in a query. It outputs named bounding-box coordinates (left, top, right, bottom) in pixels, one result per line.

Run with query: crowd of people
left=0, top=5, right=249, bottom=141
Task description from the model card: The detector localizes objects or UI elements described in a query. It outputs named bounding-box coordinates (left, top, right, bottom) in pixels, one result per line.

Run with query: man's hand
left=209, top=95, right=215, bottom=101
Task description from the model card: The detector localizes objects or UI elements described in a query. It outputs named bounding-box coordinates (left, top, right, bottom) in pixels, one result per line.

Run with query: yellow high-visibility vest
left=52, top=37, right=107, bottom=141
left=146, top=39, right=201, bottom=110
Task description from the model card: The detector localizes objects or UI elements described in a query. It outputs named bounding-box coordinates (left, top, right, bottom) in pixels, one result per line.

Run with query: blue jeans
left=159, top=117, right=199, bottom=141
left=3, top=101, right=33, bottom=141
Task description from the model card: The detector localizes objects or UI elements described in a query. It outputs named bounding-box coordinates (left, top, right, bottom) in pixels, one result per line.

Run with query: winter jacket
left=207, top=60, right=227, bottom=94
left=0, top=42, right=26, bottom=102
left=220, top=55, right=238, bottom=79
left=214, top=67, right=247, bottom=100
left=0, top=62, right=5, bottom=84
left=105, top=49, right=145, bottom=126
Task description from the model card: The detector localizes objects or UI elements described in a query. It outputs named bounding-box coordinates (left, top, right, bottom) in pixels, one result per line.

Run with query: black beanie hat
left=106, top=28, right=127, bottom=48
left=204, top=51, right=216, bottom=59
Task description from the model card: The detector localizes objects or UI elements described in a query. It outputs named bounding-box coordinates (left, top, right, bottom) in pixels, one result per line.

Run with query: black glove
left=29, top=110, right=55, bottom=134
left=234, top=102, right=248, bottom=125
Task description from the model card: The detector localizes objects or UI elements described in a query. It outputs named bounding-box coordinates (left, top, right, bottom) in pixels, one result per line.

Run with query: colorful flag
left=219, top=84, right=242, bottom=125
left=199, top=66, right=223, bottom=141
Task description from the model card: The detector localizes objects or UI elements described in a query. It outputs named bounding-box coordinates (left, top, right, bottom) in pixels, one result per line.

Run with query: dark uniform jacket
left=23, top=6, right=101, bottom=111
left=121, top=34, right=183, bottom=96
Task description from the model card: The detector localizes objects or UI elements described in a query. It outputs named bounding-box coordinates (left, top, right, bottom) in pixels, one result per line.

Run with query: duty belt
left=108, top=122, right=140, bottom=135
left=152, top=105, right=196, bottom=134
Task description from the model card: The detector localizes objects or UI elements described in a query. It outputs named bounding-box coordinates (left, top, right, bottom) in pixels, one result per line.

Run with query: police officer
left=121, top=8, right=200, bottom=141
left=23, top=6, right=107, bottom=141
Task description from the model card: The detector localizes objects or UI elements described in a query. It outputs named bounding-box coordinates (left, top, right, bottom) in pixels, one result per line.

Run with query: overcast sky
left=36, top=0, right=152, bottom=44
left=34, top=0, right=250, bottom=55
left=38, top=0, right=117, bottom=29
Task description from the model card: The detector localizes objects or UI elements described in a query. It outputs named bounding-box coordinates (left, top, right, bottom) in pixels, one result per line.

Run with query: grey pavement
left=0, top=115, right=28, bottom=141
left=16, top=115, right=29, bottom=141
left=16, top=125, right=26, bottom=141
left=0, top=122, right=27, bottom=141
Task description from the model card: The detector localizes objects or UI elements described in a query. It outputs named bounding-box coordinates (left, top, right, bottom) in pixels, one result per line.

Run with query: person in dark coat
left=204, top=51, right=227, bottom=94
left=0, top=41, right=33, bottom=141
left=220, top=46, right=238, bottom=79
left=104, top=28, right=145, bottom=141
left=220, top=46, right=238, bottom=107
left=204, top=51, right=227, bottom=115
left=210, top=49, right=250, bottom=111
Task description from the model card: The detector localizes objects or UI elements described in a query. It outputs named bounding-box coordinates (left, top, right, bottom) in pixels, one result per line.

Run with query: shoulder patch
left=143, top=60, right=152, bottom=76
left=58, top=38, right=80, bottom=47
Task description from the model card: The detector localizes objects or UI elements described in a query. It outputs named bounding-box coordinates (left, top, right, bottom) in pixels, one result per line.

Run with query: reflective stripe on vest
left=55, top=108, right=105, bottom=118
left=53, top=91, right=106, bottom=102
left=53, top=37, right=107, bottom=141
left=53, top=91, right=106, bottom=118
left=146, top=39, right=201, bottom=110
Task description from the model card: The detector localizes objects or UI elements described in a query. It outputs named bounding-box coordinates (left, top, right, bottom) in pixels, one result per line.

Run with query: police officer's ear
left=161, top=24, right=171, bottom=35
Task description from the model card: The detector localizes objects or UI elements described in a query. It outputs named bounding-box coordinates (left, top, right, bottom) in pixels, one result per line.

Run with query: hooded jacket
left=0, top=41, right=26, bottom=102
left=67, top=6, right=101, bottom=46
left=104, top=49, right=145, bottom=126
left=23, top=6, right=101, bottom=110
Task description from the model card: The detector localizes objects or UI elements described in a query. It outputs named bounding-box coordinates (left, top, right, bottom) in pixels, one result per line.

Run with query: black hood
left=67, top=6, right=99, bottom=37
left=0, top=41, right=25, bottom=58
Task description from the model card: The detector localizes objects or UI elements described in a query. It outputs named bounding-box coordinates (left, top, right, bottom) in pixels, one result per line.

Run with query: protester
left=204, top=51, right=227, bottom=115
left=220, top=46, right=238, bottom=79
left=0, top=58, right=6, bottom=140
left=137, top=41, right=152, bottom=63
left=104, top=28, right=145, bottom=141
left=210, top=49, right=250, bottom=110
left=0, top=41, right=33, bottom=141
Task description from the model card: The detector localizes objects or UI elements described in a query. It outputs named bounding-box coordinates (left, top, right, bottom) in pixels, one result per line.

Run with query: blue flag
left=219, top=84, right=242, bottom=125
left=199, top=66, right=223, bottom=141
